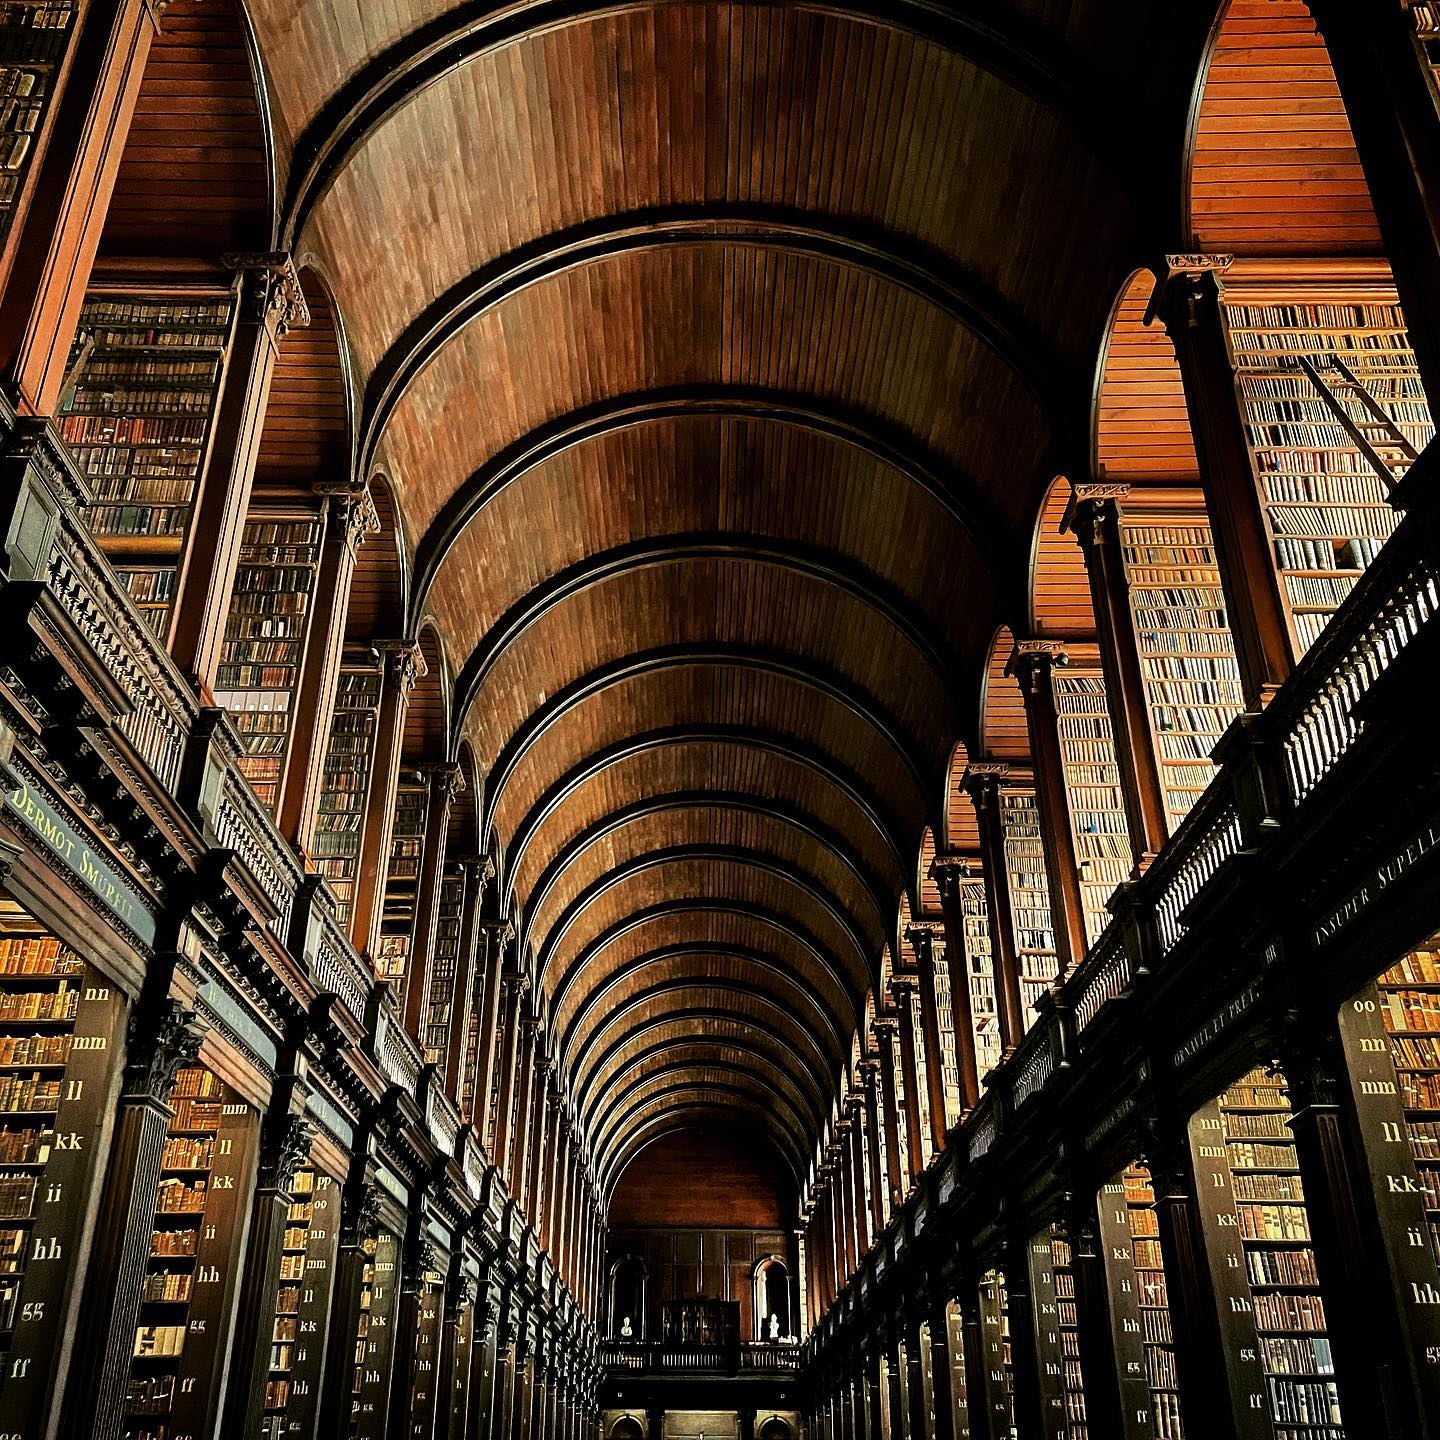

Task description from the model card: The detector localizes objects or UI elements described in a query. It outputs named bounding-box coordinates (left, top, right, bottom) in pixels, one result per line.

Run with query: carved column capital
left=123, top=996, right=204, bottom=1104
left=930, top=851, right=983, bottom=897
left=223, top=251, right=311, bottom=335
left=258, top=1112, right=314, bottom=1191
left=1006, top=638, right=1070, bottom=697
left=314, top=480, right=380, bottom=553
left=343, top=1181, right=383, bottom=1246
left=962, top=760, right=1010, bottom=804
left=376, top=638, right=427, bottom=694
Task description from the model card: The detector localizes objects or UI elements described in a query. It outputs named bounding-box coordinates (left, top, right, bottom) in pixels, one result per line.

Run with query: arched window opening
left=609, top=1255, right=646, bottom=1341
left=753, top=1256, right=791, bottom=1342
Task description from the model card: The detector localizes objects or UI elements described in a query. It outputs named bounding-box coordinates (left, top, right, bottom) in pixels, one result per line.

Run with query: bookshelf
left=944, top=1300, right=972, bottom=1439
left=124, top=1065, right=256, bottom=1440
left=1028, top=1225, right=1088, bottom=1439
left=977, top=1268, right=1015, bottom=1436
left=958, top=875, right=1003, bottom=1082
left=375, top=783, right=426, bottom=985
left=1192, top=1070, right=1343, bottom=1440
left=1118, top=515, right=1244, bottom=831
left=907, top=987, right=936, bottom=1166
left=1224, top=295, right=1434, bottom=654
left=928, top=939, right=963, bottom=1131
left=0, top=2, right=77, bottom=248
left=57, top=291, right=233, bottom=633
left=1098, top=1166, right=1184, bottom=1440
left=350, top=1231, right=400, bottom=1440
left=888, top=1024, right=911, bottom=1183
left=0, top=919, right=121, bottom=1422
left=422, top=872, right=464, bottom=1068
left=459, top=967, right=484, bottom=1122
left=212, top=512, right=324, bottom=813
left=998, top=786, right=1059, bottom=1026
left=1054, top=670, right=1131, bottom=947
left=313, top=663, right=382, bottom=924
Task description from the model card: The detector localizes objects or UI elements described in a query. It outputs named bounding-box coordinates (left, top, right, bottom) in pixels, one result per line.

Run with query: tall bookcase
left=124, top=1065, right=256, bottom=1440
left=1118, top=507, right=1244, bottom=831
left=928, top=939, right=963, bottom=1131
left=0, top=2, right=77, bottom=248
left=907, top=987, right=936, bottom=1165
left=998, top=786, right=1059, bottom=1026
left=313, top=662, right=382, bottom=923
left=57, top=290, right=234, bottom=632
left=1028, top=1225, right=1088, bottom=1439
left=422, top=871, right=464, bottom=1068
left=977, top=1268, right=1015, bottom=1437
left=1097, top=1165, right=1185, bottom=1440
left=888, top=1022, right=912, bottom=1183
left=0, top=917, right=121, bottom=1424
left=349, top=1230, right=400, bottom=1440
left=944, top=1300, right=971, bottom=1439
left=1054, top=668, right=1131, bottom=946
left=213, top=511, right=324, bottom=813
left=1190, top=1071, right=1343, bottom=1440
left=375, top=782, right=427, bottom=984
left=957, top=875, right=1003, bottom=1082
left=1224, top=288, right=1433, bottom=653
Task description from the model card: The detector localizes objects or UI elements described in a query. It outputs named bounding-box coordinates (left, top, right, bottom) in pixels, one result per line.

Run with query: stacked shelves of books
left=1098, top=1166, right=1184, bottom=1440
left=998, top=785, right=1059, bottom=1027
left=57, top=290, right=233, bottom=632
left=124, top=1065, right=255, bottom=1440
left=350, top=1230, right=400, bottom=1440
left=375, top=783, right=427, bottom=985
left=422, top=872, right=464, bottom=1068
left=927, top=939, right=963, bottom=1131
left=1224, top=293, right=1433, bottom=654
left=888, top=1023, right=911, bottom=1184
left=313, top=662, right=382, bottom=923
left=1190, top=1070, right=1342, bottom=1440
left=943, top=1300, right=972, bottom=1438
left=1053, top=669, right=1131, bottom=946
left=212, top=511, right=324, bottom=812
left=458, top=968, right=485, bottom=1122
left=907, top=986, right=936, bottom=1166
left=0, top=1, right=77, bottom=248
left=977, top=1269, right=1015, bottom=1437
left=0, top=918, right=120, bottom=1421
left=1118, top=512, right=1244, bottom=830
left=1028, top=1226, right=1088, bottom=1439
left=258, top=1165, right=341, bottom=1439
left=958, top=875, right=1003, bottom=1081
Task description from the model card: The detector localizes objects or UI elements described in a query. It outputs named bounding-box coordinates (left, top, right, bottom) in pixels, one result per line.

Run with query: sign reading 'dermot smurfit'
left=2, top=764, right=157, bottom=944
left=1313, top=820, right=1440, bottom=949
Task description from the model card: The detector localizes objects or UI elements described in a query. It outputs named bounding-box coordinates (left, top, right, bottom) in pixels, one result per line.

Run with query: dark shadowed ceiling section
left=242, top=0, right=1214, bottom=1199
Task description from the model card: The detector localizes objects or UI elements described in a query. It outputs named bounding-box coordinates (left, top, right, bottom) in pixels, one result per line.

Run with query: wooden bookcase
left=123, top=1065, right=257, bottom=1440
left=375, top=784, right=426, bottom=985
left=1054, top=666, right=1131, bottom=947
left=944, top=1300, right=971, bottom=1439
left=350, top=1230, right=400, bottom=1440
left=957, top=875, right=1003, bottom=1082
left=313, top=661, right=383, bottom=924
left=422, top=871, right=463, bottom=1068
left=213, top=510, right=324, bottom=813
left=1190, top=1072, right=1343, bottom=1440
left=998, top=785, right=1059, bottom=1026
left=887, top=1024, right=912, bottom=1182
left=1097, top=1166, right=1185, bottom=1440
left=977, top=1268, right=1015, bottom=1436
left=1117, top=503, right=1244, bottom=831
left=0, top=2, right=79, bottom=249
left=906, top=986, right=936, bottom=1166
left=57, top=289, right=234, bottom=633
left=1223, top=283, right=1433, bottom=655
left=0, top=914, right=122, bottom=1424
left=928, top=939, right=963, bottom=1132
left=1028, top=1225, right=1088, bottom=1439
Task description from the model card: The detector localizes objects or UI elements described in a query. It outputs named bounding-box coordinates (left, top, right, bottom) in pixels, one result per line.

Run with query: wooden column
left=349, top=639, right=424, bottom=956
left=527, top=1060, right=554, bottom=1232
left=542, top=1090, right=565, bottom=1252
left=1065, top=487, right=1170, bottom=863
left=1002, top=1238, right=1046, bottom=1440
left=59, top=992, right=202, bottom=1440
left=0, top=0, right=162, bottom=414
left=1154, top=257, right=1293, bottom=706
left=1307, top=0, right=1440, bottom=405
left=491, top=975, right=528, bottom=1188
left=847, top=1093, right=871, bottom=1258
left=473, top=919, right=514, bottom=1141
left=931, top=855, right=982, bottom=1109
left=490, top=1305, right=518, bottom=1440
left=836, top=1128, right=858, bottom=1277
left=965, top=767, right=1027, bottom=1052
left=1009, top=641, right=1089, bottom=975
left=926, top=1296, right=958, bottom=1440
left=168, top=258, right=312, bottom=689
left=909, top=920, right=954, bottom=1148
left=443, top=856, right=492, bottom=1102
left=874, top=1016, right=906, bottom=1209
left=889, top=976, right=928, bottom=1179
left=277, top=481, right=379, bottom=845
left=510, top=1014, right=539, bottom=1197
left=887, top=1328, right=910, bottom=1440
left=956, top=1288, right=995, bottom=1440
left=401, top=761, right=462, bottom=1039
left=859, top=1059, right=887, bottom=1236
left=436, top=1268, right=474, bottom=1440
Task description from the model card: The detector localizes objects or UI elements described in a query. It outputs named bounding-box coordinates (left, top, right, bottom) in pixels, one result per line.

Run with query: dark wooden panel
left=609, top=1128, right=793, bottom=1229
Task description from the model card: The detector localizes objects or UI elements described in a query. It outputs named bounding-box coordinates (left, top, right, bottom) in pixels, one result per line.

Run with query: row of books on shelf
left=1256, top=1290, right=1328, bottom=1333
left=1234, top=1171, right=1304, bottom=1201
left=154, top=1179, right=208, bottom=1215
left=133, top=1323, right=185, bottom=1358
left=61, top=389, right=219, bottom=418
left=1245, top=1246, right=1319, bottom=1288
left=1237, top=1202, right=1311, bottom=1241
left=1283, top=575, right=1358, bottom=609
left=142, top=1270, right=192, bottom=1303
left=1273, top=536, right=1385, bottom=572
left=87, top=504, right=188, bottom=538
left=79, top=298, right=231, bottom=330
left=0, top=1125, right=50, bottom=1163
left=160, top=1136, right=213, bottom=1170
left=0, top=1075, right=59, bottom=1111
left=59, top=415, right=210, bottom=449
left=0, top=936, right=82, bottom=975
left=1266, top=1376, right=1342, bottom=1428
left=1384, top=951, right=1440, bottom=985
left=1379, top=989, right=1440, bottom=1032
left=0, top=1171, right=35, bottom=1219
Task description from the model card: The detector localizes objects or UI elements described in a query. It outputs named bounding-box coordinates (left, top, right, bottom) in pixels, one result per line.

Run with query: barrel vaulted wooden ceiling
left=228, top=0, right=1246, bottom=1195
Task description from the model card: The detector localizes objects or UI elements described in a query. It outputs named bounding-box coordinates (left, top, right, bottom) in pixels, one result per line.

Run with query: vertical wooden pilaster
left=473, top=920, right=514, bottom=1141
left=860, top=1059, right=887, bottom=1236
left=909, top=920, right=955, bottom=1148
left=875, top=1017, right=906, bottom=1210
left=932, top=855, right=983, bottom=1110
left=1061, top=1202, right=1126, bottom=1440
left=848, top=1093, right=871, bottom=1258
left=1154, top=258, right=1293, bottom=706
left=1065, top=488, right=1170, bottom=863
left=957, top=1288, right=994, bottom=1440
left=491, top=977, right=528, bottom=1189
left=349, top=639, right=424, bottom=957
left=443, top=857, right=492, bottom=1102
left=401, top=761, right=462, bottom=1039
left=277, top=481, right=379, bottom=845
left=1009, top=642, right=1089, bottom=975
left=510, top=1016, right=539, bottom=1204
left=965, top=769, right=1027, bottom=1052
left=1002, top=1241, right=1045, bottom=1440
left=890, top=976, right=927, bottom=1179
left=926, top=1297, right=958, bottom=1440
